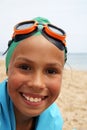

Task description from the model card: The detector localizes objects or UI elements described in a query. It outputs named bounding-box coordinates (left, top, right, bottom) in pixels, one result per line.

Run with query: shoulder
left=0, top=80, right=15, bottom=130
left=42, top=103, right=62, bottom=119
left=36, top=103, right=63, bottom=130
left=0, top=79, right=7, bottom=100
left=0, top=79, right=7, bottom=88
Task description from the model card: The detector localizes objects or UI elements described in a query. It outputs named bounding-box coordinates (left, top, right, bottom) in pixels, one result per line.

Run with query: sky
left=0, top=0, right=87, bottom=53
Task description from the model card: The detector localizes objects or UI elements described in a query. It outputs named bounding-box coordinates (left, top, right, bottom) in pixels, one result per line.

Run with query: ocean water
left=0, top=52, right=87, bottom=71
left=65, top=53, right=87, bottom=71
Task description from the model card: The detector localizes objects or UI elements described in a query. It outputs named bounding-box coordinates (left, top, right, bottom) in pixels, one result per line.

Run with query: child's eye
left=46, top=68, right=58, bottom=74
left=19, top=64, right=31, bottom=70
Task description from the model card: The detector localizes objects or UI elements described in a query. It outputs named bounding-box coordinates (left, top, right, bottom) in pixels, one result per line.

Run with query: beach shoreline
left=0, top=59, right=87, bottom=130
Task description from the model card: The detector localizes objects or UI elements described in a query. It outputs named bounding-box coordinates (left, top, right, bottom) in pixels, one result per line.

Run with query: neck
left=14, top=106, right=36, bottom=130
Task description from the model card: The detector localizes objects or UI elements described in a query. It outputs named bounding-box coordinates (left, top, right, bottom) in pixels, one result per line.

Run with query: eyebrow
left=15, top=57, right=34, bottom=63
left=45, top=63, right=63, bottom=68
left=15, top=57, right=63, bottom=68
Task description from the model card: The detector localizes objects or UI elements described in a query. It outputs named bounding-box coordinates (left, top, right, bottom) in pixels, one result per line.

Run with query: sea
left=65, top=53, right=87, bottom=71
left=0, top=51, right=87, bottom=71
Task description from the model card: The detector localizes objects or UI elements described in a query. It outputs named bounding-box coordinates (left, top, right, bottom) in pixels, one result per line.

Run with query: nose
left=28, top=72, right=46, bottom=90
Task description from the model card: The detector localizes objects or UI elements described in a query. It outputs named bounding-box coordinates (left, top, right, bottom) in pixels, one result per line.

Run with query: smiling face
left=7, top=35, right=64, bottom=118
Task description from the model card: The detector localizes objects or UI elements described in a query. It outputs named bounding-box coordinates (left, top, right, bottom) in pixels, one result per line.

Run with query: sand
left=0, top=60, right=87, bottom=130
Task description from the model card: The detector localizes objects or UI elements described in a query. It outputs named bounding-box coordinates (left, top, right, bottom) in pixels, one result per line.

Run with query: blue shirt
left=0, top=80, right=63, bottom=130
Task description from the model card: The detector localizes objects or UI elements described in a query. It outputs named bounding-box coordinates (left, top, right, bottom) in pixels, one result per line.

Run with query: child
left=0, top=17, right=67, bottom=130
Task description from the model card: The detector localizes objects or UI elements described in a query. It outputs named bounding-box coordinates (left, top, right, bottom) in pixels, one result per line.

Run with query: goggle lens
left=17, top=23, right=33, bottom=30
left=16, top=21, right=35, bottom=30
left=48, top=25, right=64, bottom=36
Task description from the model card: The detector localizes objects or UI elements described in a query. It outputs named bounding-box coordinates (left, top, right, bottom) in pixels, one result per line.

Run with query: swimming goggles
left=2, top=21, right=65, bottom=54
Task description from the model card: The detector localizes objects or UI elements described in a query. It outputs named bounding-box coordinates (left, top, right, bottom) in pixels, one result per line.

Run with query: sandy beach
left=0, top=60, right=87, bottom=130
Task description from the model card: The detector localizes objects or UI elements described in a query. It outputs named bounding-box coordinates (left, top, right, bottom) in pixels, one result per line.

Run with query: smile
left=22, top=93, right=47, bottom=103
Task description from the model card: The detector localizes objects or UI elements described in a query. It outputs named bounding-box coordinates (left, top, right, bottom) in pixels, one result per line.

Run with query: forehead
left=11, top=35, right=64, bottom=63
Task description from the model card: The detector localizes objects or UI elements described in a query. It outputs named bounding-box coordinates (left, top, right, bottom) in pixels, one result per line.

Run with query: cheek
left=7, top=73, right=25, bottom=102
left=48, top=77, right=62, bottom=97
left=7, top=71, right=24, bottom=91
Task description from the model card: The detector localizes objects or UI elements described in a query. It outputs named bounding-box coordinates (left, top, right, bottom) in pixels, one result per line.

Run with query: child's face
left=7, top=35, right=64, bottom=118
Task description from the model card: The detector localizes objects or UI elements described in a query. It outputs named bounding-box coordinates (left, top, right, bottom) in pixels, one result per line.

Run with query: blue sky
left=0, top=0, right=87, bottom=53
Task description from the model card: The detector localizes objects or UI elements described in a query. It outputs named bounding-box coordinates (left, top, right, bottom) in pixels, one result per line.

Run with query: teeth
left=23, top=94, right=42, bottom=102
